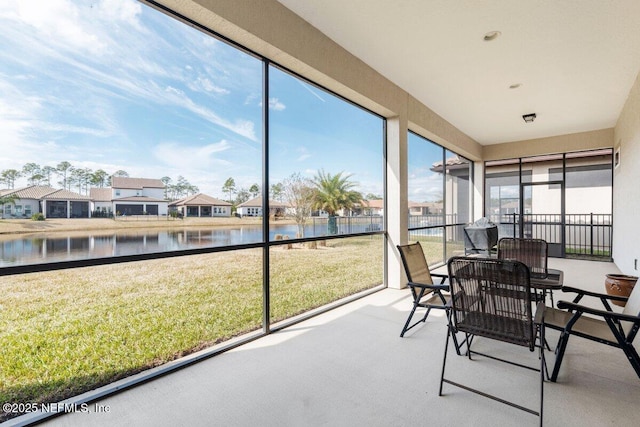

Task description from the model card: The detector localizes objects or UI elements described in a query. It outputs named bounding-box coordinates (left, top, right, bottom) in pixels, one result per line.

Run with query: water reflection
left=0, top=219, right=383, bottom=266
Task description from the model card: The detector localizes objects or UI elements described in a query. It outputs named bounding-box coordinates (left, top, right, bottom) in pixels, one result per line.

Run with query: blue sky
left=0, top=0, right=385, bottom=199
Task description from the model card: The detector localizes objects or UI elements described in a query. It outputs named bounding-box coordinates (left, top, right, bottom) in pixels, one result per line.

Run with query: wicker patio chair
left=497, top=238, right=552, bottom=304
left=397, top=242, right=464, bottom=354
left=440, top=256, right=546, bottom=425
left=544, top=283, right=640, bottom=382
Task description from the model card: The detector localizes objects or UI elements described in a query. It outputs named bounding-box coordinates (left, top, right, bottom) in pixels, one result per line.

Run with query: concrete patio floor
left=14, top=258, right=640, bottom=426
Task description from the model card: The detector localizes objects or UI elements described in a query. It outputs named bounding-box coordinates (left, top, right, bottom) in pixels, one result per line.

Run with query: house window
left=115, top=190, right=120, bottom=196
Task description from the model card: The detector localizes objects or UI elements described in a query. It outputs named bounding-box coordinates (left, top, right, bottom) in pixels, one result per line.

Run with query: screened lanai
left=2, top=1, right=640, bottom=425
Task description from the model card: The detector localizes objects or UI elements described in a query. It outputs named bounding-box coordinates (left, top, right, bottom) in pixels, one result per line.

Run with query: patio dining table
left=430, top=262, right=563, bottom=307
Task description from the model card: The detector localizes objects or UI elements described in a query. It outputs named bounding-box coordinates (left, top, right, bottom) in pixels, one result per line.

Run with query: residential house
left=408, top=201, right=443, bottom=216
left=237, top=196, right=287, bottom=217
left=108, top=177, right=168, bottom=216
left=169, top=193, right=232, bottom=217
left=360, top=199, right=384, bottom=216
left=0, top=185, right=91, bottom=219
left=89, top=188, right=112, bottom=216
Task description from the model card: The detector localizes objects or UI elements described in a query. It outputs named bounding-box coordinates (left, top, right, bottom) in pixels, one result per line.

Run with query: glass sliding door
left=484, top=149, right=613, bottom=259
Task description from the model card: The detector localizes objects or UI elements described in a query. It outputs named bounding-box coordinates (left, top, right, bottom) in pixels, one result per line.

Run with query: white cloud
left=187, top=76, right=230, bottom=95
left=269, top=97, right=286, bottom=111
left=408, top=171, right=443, bottom=202
left=296, top=147, right=311, bottom=162
left=153, top=140, right=233, bottom=171
left=161, top=86, right=258, bottom=141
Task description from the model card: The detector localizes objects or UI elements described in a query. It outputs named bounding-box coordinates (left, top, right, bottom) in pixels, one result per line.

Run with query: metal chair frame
left=544, top=285, right=640, bottom=382
left=497, top=237, right=554, bottom=306
left=440, top=256, right=546, bottom=425
left=397, top=242, right=464, bottom=354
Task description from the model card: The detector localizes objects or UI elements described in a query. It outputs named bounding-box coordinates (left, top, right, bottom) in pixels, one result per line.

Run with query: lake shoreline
left=0, top=216, right=297, bottom=240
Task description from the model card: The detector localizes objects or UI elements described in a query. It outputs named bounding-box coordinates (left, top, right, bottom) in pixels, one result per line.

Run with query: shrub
left=31, top=213, right=45, bottom=221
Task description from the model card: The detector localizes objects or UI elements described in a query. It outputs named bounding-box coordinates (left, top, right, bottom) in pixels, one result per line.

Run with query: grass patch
left=0, top=236, right=383, bottom=420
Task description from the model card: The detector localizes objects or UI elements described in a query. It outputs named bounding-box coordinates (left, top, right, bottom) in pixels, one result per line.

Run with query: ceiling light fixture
left=522, top=113, right=537, bottom=123
left=483, top=31, right=501, bottom=41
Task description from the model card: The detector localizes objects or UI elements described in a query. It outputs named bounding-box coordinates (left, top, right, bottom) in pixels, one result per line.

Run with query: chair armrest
left=533, top=301, right=545, bottom=325
left=560, top=285, right=629, bottom=302
left=430, top=272, right=448, bottom=285
left=407, top=281, right=449, bottom=291
left=556, top=300, right=640, bottom=323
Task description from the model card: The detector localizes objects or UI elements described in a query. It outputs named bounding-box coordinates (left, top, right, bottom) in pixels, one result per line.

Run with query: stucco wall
left=613, top=72, right=640, bottom=274
left=483, top=128, right=614, bottom=161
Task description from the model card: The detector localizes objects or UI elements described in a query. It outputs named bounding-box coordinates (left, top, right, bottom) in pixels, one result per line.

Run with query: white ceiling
left=277, top=0, right=640, bottom=145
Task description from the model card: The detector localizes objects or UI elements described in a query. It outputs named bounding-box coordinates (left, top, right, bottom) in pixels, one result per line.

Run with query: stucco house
left=237, top=196, right=287, bottom=217
left=89, top=188, right=112, bottom=216
left=408, top=201, right=443, bottom=216
left=169, top=193, right=232, bottom=217
left=0, top=185, right=91, bottom=219
left=106, top=177, right=168, bottom=216
left=360, top=199, right=384, bottom=216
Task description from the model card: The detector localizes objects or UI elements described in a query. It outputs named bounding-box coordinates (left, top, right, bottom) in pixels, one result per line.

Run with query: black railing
left=309, top=216, right=384, bottom=235
left=490, top=213, right=612, bottom=258
left=408, top=214, right=458, bottom=229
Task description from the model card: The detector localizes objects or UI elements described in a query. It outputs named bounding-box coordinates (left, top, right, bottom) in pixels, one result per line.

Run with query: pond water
left=0, top=220, right=382, bottom=267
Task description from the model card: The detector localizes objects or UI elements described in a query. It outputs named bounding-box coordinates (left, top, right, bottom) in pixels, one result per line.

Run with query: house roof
left=90, top=188, right=112, bottom=202
left=362, top=199, right=384, bottom=209
left=2, top=185, right=59, bottom=199
left=409, top=201, right=443, bottom=209
left=169, top=193, right=232, bottom=207
left=111, top=177, right=165, bottom=189
left=42, top=189, right=92, bottom=201
left=237, top=196, right=287, bottom=208
left=1, top=185, right=90, bottom=201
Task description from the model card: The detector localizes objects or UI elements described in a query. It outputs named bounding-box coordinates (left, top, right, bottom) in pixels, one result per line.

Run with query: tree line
left=0, top=162, right=199, bottom=201
left=0, top=162, right=129, bottom=194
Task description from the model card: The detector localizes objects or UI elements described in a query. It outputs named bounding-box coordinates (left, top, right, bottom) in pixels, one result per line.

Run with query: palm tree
left=312, top=170, right=362, bottom=234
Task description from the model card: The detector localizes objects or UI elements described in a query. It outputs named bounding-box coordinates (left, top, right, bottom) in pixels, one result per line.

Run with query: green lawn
left=0, top=236, right=384, bottom=420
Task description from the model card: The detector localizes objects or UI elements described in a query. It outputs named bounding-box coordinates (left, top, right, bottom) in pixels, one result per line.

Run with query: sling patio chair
left=397, top=242, right=464, bottom=354
left=543, top=283, right=640, bottom=382
left=497, top=238, right=553, bottom=305
left=440, top=256, right=546, bottom=425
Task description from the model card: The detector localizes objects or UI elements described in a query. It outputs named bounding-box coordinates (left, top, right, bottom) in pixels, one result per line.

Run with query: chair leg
left=400, top=303, right=432, bottom=337
left=446, top=309, right=463, bottom=356
left=400, top=303, right=420, bottom=337
left=539, top=325, right=545, bottom=426
left=550, top=332, right=570, bottom=382
left=620, top=342, right=640, bottom=379
left=439, top=323, right=451, bottom=396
